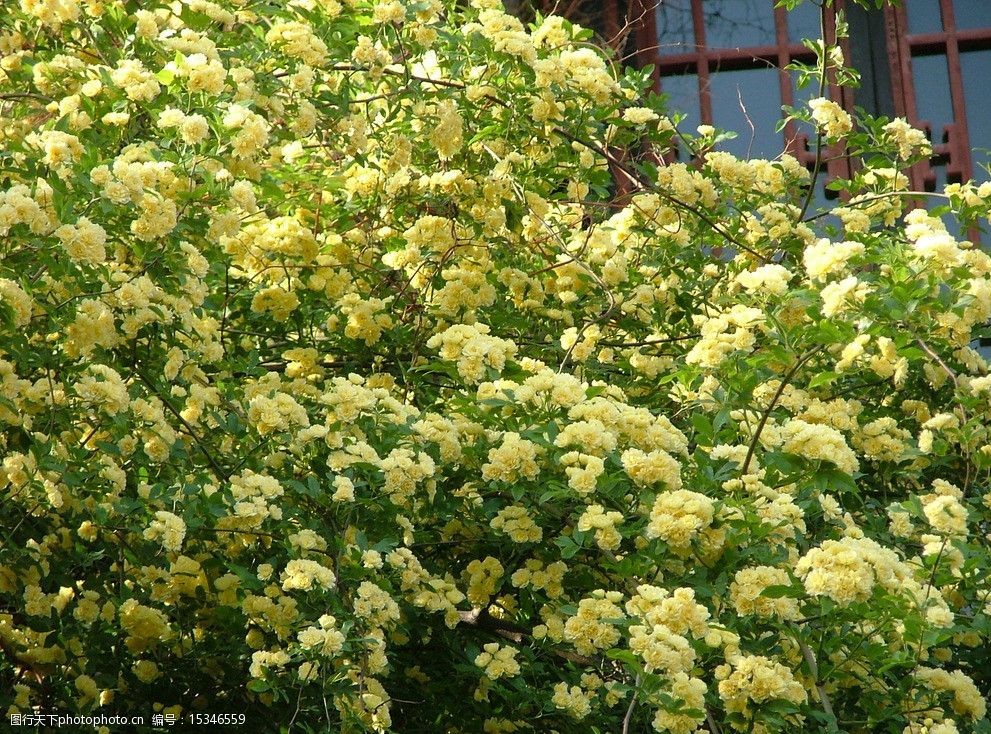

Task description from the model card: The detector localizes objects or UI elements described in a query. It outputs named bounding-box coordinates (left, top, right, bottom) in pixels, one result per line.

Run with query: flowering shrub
left=1, top=0, right=990, bottom=732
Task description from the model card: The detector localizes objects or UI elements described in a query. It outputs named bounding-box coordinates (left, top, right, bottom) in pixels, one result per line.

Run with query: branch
left=797, top=3, right=829, bottom=222
left=131, top=367, right=229, bottom=481
left=742, top=344, right=825, bottom=474
left=331, top=61, right=766, bottom=262
left=621, top=674, right=641, bottom=734
left=914, top=336, right=958, bottom=389
left=802, top=190, right=950, bottom=223
left=0, top=93, right=51, bottom=102
left=705, top=706, right=723, bottom=734
left=599, top=334, right=700, bottom=348
left=456, top=608, right=593, bottom=666
left=798, top=639, right=838, bottom=730
left=914, top=334, right=972, bottom=488
left=550, top=126, right=768, bottom=263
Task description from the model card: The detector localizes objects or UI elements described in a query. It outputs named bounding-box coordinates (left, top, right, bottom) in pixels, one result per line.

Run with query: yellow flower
left=490, top=505, right=542, bottom=543
left=809, top=96, right=852, bottom=138
left=717, top=655, right=806, bottom=715
left=482, top=432, right=540, bottom=483
left=143, top=511, right=186, bottom=552
left=474, top=642, right=520, bottom=679
left=576, top=504, right=624, bottom=550
left=645, top=490, right=714, bottom=550
left=133, top=660, right=159, bottom=683
left=280, top=559, right=336, bottom=592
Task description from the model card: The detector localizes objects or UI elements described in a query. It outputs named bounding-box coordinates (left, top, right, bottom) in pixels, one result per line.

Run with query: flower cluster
left=1, top=0, right=989, bottom=731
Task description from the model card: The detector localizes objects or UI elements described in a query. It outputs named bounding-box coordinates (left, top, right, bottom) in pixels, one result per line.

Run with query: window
left=636, top=0, right=855, bottom=199
left=886, top=0, right=991, bottom=189
left=623, top=0, right=991, bottom=192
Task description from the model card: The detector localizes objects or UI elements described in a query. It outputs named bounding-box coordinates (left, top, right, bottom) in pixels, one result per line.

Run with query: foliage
left=0, top=0, right=990, bottom=732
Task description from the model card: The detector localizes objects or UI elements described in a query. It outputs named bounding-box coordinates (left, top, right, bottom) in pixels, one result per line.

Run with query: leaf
left=763, top=699, right=800, bottom=714
left=900, top=496, right=925, bottom=521
left=604, top=649, right=639, bottom=666
left=691, top=413, right=712, bottom=442
left=761, top=584, right=802, bottom=599
left=373, top=538, right=399, bottom=553
left=94, top=440, right=121, bottom=456
left=555, top=535, right=580, bottom=559
left=807, top=371, right=840, bottom=389
left=306, top=474, right=321, bottom=497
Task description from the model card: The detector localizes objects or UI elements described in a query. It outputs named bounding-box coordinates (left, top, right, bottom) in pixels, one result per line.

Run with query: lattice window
left=623, top=0, right=991, bottom=203
left=636, top=0, right=852, bottom=186
left=885, top=0, right=991, bottom=191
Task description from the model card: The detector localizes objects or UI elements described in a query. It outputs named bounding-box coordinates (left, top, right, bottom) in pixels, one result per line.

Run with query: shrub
left=0, top=0, right=989, bottom=731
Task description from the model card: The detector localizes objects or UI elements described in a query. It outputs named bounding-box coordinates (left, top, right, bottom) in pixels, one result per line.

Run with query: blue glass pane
left=661, top=73, right=701, bottom=126
left=906, top=1, right=943, bottom=34
left=908, top=55, right=959, bottom=230
left=701, top=0, right=777, bottom=49
left=790, top=67, right=823, bottom=110
left=921, top=164, right=962, bottom=237
left=910, top=54, right=953, bottom=141
left=961, top=50, right=991, bottom=181
left=660, top=73, right=702, bottom=160
left=656, top=0, right=696, bottom=56
left=808, top=179, right=836, bottom=216
left=787, top=2, right=822, bottom=44
left=954, top=0, right=991, bottom=30
left=708, top=67, right=783, bottom=159
left=974, top=338, right=991, bottom=361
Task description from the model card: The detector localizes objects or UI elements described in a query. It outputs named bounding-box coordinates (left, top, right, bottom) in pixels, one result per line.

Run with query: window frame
left=633, top=0, right=855, bottom=188
left=884, top=0, right=991, bottom=190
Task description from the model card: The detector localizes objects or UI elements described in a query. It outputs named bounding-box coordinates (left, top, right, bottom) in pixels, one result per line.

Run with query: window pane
left=787, top=2, right=822, bottom=44
left=906, top=1, right=943, bottom=34
left=911, top=54, right=953, bottom=141
left=656, top=0, right=696, bottom=56
left=953, top=0, right=991, bottom=31
left=790, top=67, right=823, bottom=110
left=961, top=50, right=991, bottom=181
left=708, top=67, right=783, bottom=159
left=701, top=0, right=777, bottom=49
left=661, top=73, right=701, bottom=127
left=660, top=73, right=702, bottom=160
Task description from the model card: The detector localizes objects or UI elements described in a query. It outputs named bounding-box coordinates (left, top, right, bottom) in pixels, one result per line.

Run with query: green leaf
left=604, top=649, right=639, bottom=666
left=761, top=584, right=802, bottom=599
left=555, top=535, right=580, bottom=559
left=807, top=371, right=840, bottom=389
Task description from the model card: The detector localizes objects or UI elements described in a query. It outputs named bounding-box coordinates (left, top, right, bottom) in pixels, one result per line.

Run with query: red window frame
left=629, top=0, right=855, bottom=187
left=884, top=0, right=991, bottom=190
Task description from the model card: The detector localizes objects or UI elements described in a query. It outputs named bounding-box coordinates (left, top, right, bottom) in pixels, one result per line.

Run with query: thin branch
left=802, top=190, right=951, bottom=222
left=914, top=336, right=958, bottom=389
left=0, top=93, right=51, bottom=102
left=599, top=334, right=700, bottom=348
left=742, top=344, right=825, bottom=474
left=332, top=61, right=766, bottom=261
left=551, top=125, right=768, bottom=262
left=914, top=334, right=972, bottom=488
left=131, top=367, right=229, bottom=481
left=798, top=639, right=838, bottom=730
left=798, top=3, right=829, bottom=222
left=705, top=706, right=723, bottom=734
left=736, top=86, right=757, bottom=160
left=621, top=674, right=641, bottom=734
left=456, top=608, right=593, bottom=666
